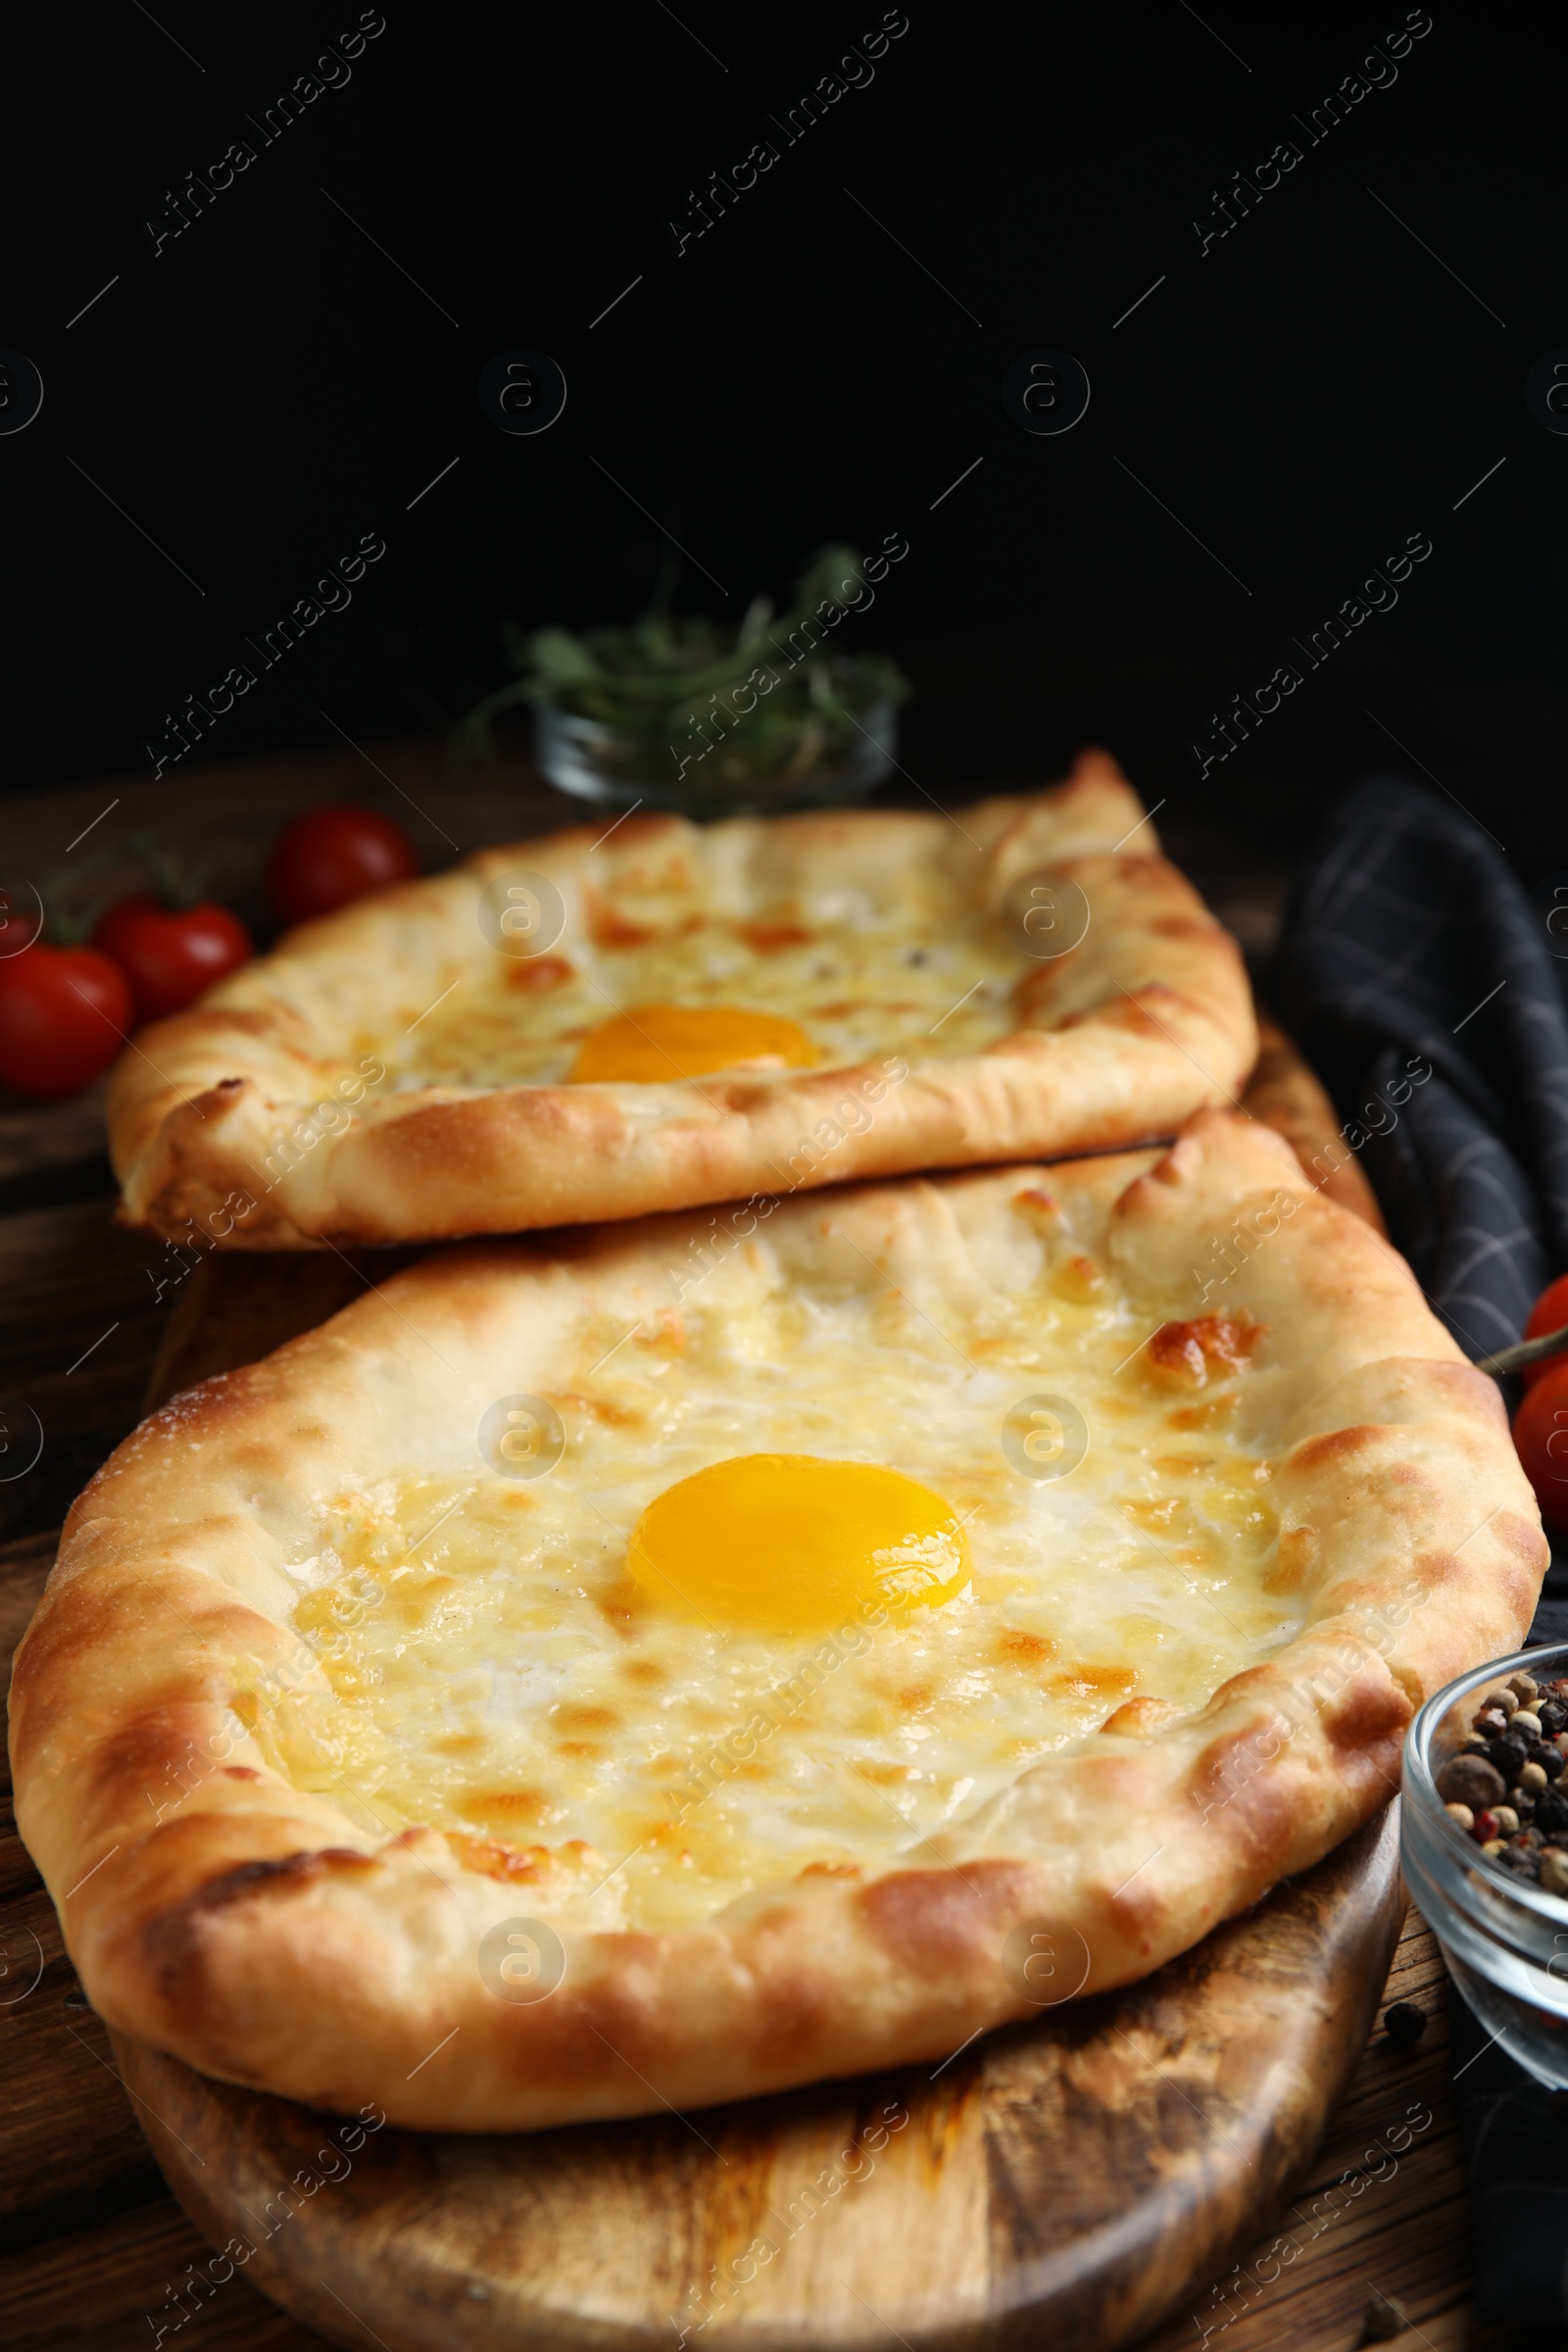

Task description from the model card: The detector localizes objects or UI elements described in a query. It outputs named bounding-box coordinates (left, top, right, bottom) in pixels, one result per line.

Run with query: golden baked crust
left=11, top=1111, right=1543, bottom=2130
left=107, top=752, right=1256, bottom=1247
left=1246, top=1015, right=1387, bottom=1233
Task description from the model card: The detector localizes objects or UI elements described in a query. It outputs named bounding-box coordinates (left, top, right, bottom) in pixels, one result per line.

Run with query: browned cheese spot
left=1167, top=1396, right=1239, bottom=1429
left=584, top=888, right=659, bottom=949
left=994, top=1628, right=1057, bottom=1664
left=1266, top=1526, right=1319, bottom=1593
left=466, top=1788, right=552, bottom=1825
left=1146, top=1314, right=1267, bottom=1390
left=633, top=1311, right=687, bottom=1353
left=451, top=1835, right=553, bottom=1882
left=593, top=1578, right=642, bottom=1631
left=504, top=954, right=575, bottom=993
left=1052, top=1664, right=1138, bottom=1699
left=545, top=1391, right=644, bottom=1428
left=1053, top=1254, right=1107, bottom=1303
left=1012, top=1186, right=1058, bottom=1218
left=1122, top=1495, right=1184, bottom=1533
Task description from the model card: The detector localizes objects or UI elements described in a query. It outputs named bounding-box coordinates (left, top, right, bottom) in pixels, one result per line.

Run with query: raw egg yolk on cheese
left=569, top=1004, right=819, bottom=1083
left=626, top=1454, right=971, bottom=1634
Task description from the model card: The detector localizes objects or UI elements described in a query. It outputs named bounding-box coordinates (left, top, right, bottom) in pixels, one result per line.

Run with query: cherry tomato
left=92, top=894, right=252, bottom=1024
left=266, top=803, right=419, bottom=927
left=1513, top=1362, right=1568, bottom=1535
left=0, top=942, right=132, bottom=1099
left=1521, top=1274, right=1568, bottom=1390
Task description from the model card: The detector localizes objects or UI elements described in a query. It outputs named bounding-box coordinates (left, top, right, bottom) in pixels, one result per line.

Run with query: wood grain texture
left=0, top=1077, right=111, bottom=1191
left=0, top=1535, right=165, bottom=2251
left=0, top=1201, right=169, bottom=1544
left=1139, top=1916, right=1523, bottom=2352
left=0, top=2194, right=332, bottom=2349
left=140, top=1249, right=418, bottom=1416
left=0, top=1886, right=163, bottom=2247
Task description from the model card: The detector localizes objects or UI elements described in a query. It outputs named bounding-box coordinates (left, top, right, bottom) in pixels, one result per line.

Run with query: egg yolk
left=626, top=1454, right=971, bottom=1634
left=569, top=1004, right=819, bottom=1084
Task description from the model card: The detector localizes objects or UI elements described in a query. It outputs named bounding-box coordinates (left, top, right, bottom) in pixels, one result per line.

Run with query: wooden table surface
left=0, top=743, right=1532, bottom=2349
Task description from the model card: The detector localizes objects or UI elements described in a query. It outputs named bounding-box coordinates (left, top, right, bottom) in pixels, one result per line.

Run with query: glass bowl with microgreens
left=455, top=546, right=908, bottom=817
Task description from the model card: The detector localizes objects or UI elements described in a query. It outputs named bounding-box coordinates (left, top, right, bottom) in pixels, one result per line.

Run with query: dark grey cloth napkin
left=1271, top=773, right=1568, bottom=1617
left=1273, top=775, right=1568, bottom=2322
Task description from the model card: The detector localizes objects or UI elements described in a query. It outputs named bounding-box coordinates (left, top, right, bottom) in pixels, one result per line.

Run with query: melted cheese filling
left=274, top=1236, right=1298, bottom=1933
left=379, top=874, right=1025, bottom=1090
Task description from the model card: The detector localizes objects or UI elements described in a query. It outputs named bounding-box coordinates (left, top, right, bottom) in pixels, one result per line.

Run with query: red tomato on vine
left=91, top=894, right=251, bottom=1024
left=266, top=804, right=419, bottom=927
left=1520, top=1273, right=1568, bottom=1391
left=0, top=942, right=132, bottom=1098
left=1514, top=1364, right=1568, bottom=1535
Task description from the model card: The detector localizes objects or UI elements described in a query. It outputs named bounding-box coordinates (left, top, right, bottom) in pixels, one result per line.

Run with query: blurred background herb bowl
left=456, top=546, right=908, bottom=818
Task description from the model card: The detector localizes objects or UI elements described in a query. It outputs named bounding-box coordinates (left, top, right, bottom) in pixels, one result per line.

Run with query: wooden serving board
left=103, top=1018, right=1399, bottom=2351
left=114, top=1806, right=1401, bottom=2352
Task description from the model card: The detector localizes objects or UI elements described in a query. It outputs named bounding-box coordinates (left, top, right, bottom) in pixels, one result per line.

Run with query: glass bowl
left=1402, top=1640, right=1568, bottom=2087
left=532, top=695, right=900, bottom=819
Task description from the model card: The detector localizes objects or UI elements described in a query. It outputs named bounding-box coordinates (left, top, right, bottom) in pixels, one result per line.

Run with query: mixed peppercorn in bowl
left=1404, top=1643, right=1568, bottom=2090
left=1435, top=1667, right=1568, bottom=1890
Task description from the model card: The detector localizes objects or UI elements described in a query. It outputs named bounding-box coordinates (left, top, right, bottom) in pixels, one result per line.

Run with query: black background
left=4, top=0, right=1563, bottom=870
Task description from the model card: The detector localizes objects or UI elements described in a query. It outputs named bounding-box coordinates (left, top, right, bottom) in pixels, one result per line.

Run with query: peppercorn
left=1522, top=1761, right=1549, bottom=1793
left=1514, top=1710, right=1544, bottom=1740
left=1541, top=1848, right=1568, bottom=1898
left=1482, top=1838, right=1507, bottom=1857
left=1509, top=1672, right=1541, bottom=1705
left=1488, top=1736, right=1530, bottom=1784
left=1542, top=1748, right=1565, bottom=1781
left=1540, top=1699, right=1568, bottom=1737
left=1494, top=1805, right=1521, bottom=1836
left=1537, top=1787, right=1568, bottom=1837
left=1474, top=1809, right=1502, bottom=1842
left=1475, top=1707, right=1509, bottom=1740
left=1445, top=1801, right=1475, bottom=1831
left=1437, top=1754, right=1506, bottom=1810
left=1501, top=1845, right=1541, bottom=1878
left=1362, top=2290, right=1407, bottom=2341
left=1383, top=2001, right=1427, bottom=2047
